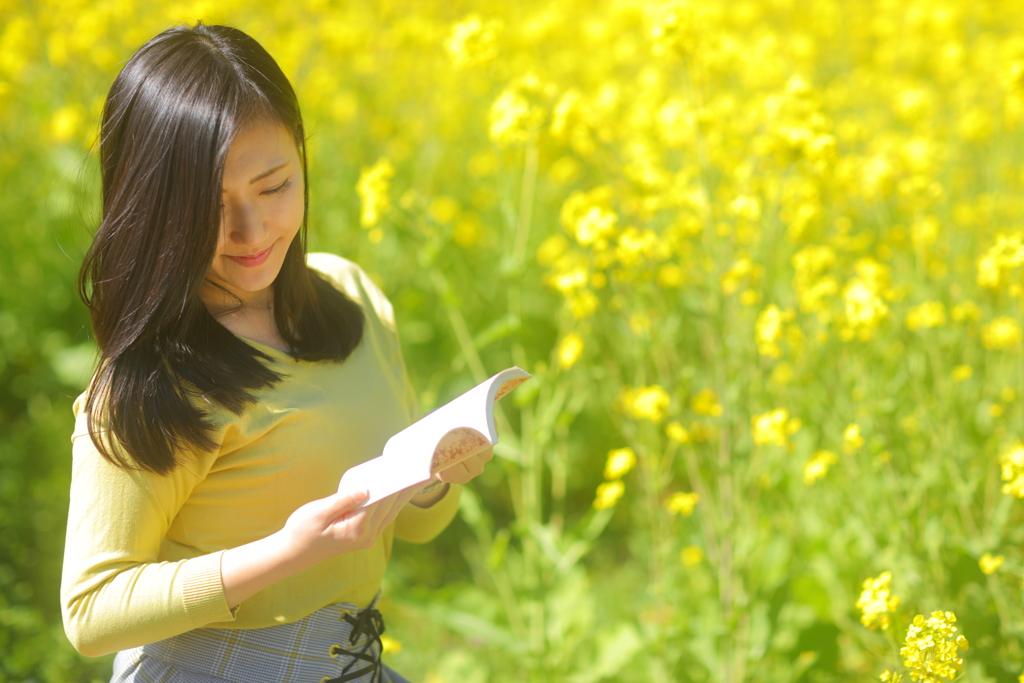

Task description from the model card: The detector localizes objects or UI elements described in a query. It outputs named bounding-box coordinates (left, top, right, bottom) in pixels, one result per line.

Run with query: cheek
left=276, top=189, right=305, bottom=237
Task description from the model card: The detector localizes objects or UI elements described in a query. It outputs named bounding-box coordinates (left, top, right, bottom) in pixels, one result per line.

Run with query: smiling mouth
left=228, top=245, right=273, bottom=267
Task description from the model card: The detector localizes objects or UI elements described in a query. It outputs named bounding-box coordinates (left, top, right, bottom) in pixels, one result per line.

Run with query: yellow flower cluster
left=857, top=571, right=900, bottom=631
left=665, top=491, right=699, bottom=516
left=977, top=232, right=1024, bottom=289
left=843, top=423, right=865, bottom=455
left=445, top=14, right=501, bottom=70
left=951, top=365, right=972, bottom=383
left=1000, top=443, right=1024, bottom=498
left=793, top=245, right=838, bottom=318
left=803, top=450, right=838, bottom=485
left=666, top=421, right=690, bottom=444
left=905, top=301, right=946, bottom=332
left=356, top=158, right=394, bottom=231
left=593, top=481, right=624, bottom=511
left=691, top=389, right=723, bottom=417
left=489, top=74, right=550, bottom=147
left=899, top=611, right=968, bottom=683
left=556, top=332, right=584, bottom=369
left=680, top=546, right=704, bottom=567
left=979, top=553, right=1004, bottom=575
left=751, top=408, right=800, bottom=447
left=618, top=385, right=671, bottom=422
left=593, top=447, right=636, bottom=510
left=755, top=305, right=795, bottom=358
left=982, top=316, right=1022, bottom=351
left=603, top=447, right=636, bottom=481
left=841, top=259, right=891, bottom=341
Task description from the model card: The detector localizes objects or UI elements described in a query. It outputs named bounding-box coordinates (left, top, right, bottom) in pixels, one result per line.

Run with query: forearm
left=220, top=530, right=310, bottom=610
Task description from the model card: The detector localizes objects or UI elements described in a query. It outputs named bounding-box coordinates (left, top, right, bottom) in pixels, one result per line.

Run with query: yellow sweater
left=60, top=253, right=460, bottom=657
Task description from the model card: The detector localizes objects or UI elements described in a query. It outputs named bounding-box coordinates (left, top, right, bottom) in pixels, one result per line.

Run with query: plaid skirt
left=111, top=597, right=410, bottom=683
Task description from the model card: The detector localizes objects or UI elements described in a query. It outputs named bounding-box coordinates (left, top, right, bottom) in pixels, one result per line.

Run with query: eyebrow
left=249, top=162, right=288, bottom=184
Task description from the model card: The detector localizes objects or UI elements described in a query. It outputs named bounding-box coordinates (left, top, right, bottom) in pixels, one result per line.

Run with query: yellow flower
left=952, top=365, right=972, bottom=382
left=651, top=1, right=700, bottom=57
left=721, top=257, right=758, bottom=295
left=593, top=481, right=625, bottom=510
left=557, top=333, right=584, bottom=369
left=445, top=14, right=501, bottom=69
left=857, top=571, right=900, bottom=631
left=489, top=89, right=532, bottom=146
left=356, top=158, right=395, bottom=229
left=979, top=553, right=1004, bottom=575
left=488, top=75, right=549, bottom=147
left=680, top=545, right=704, bottom=566
left=803, top=450, right=838, bottom=485
left=900, top=611, right=966, bottom=681
left=568, top=290, right=599, bottom=319
left=50, top=104, right=83, bottom=144
left=982, top=316, right=1022, bottom=350
left=604, top=447, right=636, bottom=480
left=755, top=305, right=794, bottom=358
left=691, top=388, right=723, bottom=416
left=843, top=423, right=864, bottom=454
left=905, top=301, right=947, bottom=331
left=428, top=196, right=460, bottom=224
left=977, top=232, right=1024, bottom=289
left=380, top=635, right=402, bottom=655
left=792, top=245, right=837, bottom=314
left=537, top=235, right=569, bottom=266
left=666, top=421, right=691, bottom=443
left=665, top=491, right=699, bottom=516
left=1000, top=443, right=1024, bottom=497
left=560, top=187, right=619, bottom=246
left=619, top=385, right=671, bottom=422
left=842, top=279, right=888, bottom=339
left=951, top=301, right=982, bottom=322
left=751, top=408, right=798, bottom=447
left=880, top=671, right=902, bottom=682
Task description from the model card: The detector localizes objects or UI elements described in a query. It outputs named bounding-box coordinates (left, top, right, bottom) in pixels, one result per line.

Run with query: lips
left=228, top=245, right=272, bottom=267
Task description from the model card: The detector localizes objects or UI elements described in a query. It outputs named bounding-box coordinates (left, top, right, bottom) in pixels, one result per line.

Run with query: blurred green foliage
left=6, top=1, right=1024, bottom=682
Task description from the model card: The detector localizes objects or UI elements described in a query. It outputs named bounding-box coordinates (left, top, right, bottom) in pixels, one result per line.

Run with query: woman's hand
left=221, top=486, right=419, bottom=609
left=437, top=446, right=494, bottom=484
left=281, top=487, right=418, bottom=563
left=410, top=446, right=494, bottom=508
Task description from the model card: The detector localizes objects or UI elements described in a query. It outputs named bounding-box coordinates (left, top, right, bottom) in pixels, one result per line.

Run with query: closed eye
left=262, top=178, right=293, bottom=196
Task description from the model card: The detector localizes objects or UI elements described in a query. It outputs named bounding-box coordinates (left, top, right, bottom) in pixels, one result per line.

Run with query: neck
left=200, top=280, right=274, bottom=316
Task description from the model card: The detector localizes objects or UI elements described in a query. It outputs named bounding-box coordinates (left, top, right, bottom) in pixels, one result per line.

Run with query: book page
left=338, top=366, right=531, bottom=505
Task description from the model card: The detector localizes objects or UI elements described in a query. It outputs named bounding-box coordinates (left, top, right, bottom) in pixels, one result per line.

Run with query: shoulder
left=306, top=252, right=396, bottom=330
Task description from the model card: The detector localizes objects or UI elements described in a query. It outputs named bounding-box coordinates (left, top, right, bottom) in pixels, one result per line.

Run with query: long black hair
left=79, top=23, right=364, bottom=475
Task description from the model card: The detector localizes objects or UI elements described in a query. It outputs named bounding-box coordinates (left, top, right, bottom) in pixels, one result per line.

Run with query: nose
left=221, top=199, right=266, bottom=248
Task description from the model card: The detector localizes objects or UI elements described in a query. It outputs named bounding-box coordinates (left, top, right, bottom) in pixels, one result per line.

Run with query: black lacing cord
left=324, top=607, right=386, bottom=683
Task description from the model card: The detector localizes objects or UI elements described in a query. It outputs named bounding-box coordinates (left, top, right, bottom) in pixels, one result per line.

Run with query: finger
left=324, top=489, right=370, bottom=523
left=366, top=491, right=412, bottom=533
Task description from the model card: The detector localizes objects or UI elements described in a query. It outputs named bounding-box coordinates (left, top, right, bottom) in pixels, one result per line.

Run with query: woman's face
left=204, top=119, right=304, bottom=307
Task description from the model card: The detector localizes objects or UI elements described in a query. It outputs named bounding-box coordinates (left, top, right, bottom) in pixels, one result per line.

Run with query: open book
left=338, top=366, right=532, bottom=506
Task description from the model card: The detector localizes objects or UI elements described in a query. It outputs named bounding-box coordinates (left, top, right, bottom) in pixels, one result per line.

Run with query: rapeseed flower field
left=3, top=0, right=1024, bottom=680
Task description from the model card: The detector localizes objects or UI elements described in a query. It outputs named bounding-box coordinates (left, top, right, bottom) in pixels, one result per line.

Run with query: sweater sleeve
left=394, top=482, right=462, bottom=543
left=61, top=406, right=235, bottom=657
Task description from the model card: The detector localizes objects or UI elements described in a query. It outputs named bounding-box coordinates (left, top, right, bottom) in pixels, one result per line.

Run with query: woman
left=60, top=23, right=489, bottom=683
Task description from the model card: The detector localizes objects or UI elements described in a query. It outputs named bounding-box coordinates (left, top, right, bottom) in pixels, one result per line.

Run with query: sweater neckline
left=235, top=334, right=299, bottom=362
